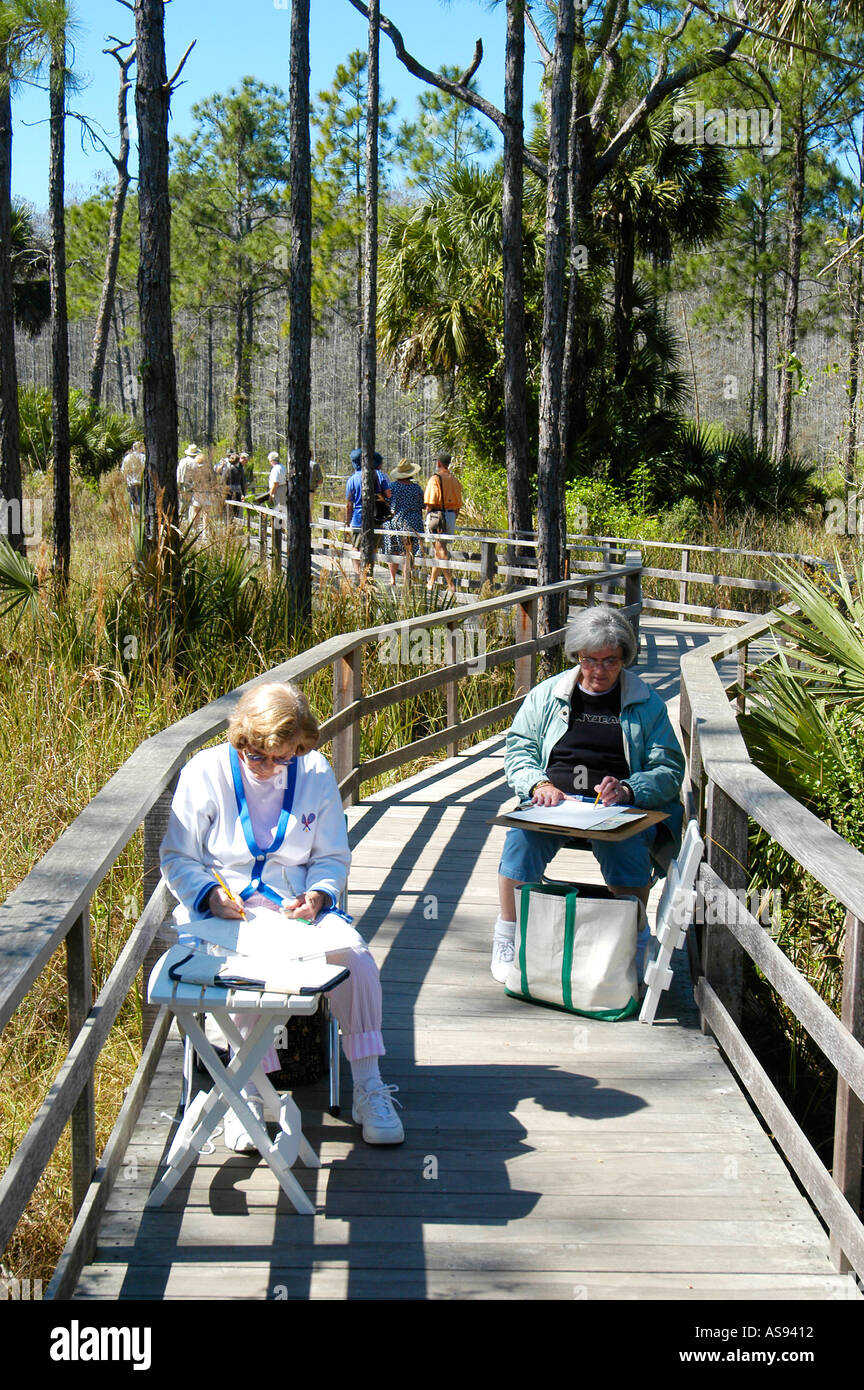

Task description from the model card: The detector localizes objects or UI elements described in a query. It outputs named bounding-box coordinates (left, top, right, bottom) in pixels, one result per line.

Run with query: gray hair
left=564, top=605, right=637, bottom=667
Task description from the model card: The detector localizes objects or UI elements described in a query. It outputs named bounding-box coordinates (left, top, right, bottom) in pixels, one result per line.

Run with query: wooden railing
left=228, top=496, right=828, bottom=624
left=0, top=559, right=642, bottom=1299
left=680, top=612, right=864, bottom=1279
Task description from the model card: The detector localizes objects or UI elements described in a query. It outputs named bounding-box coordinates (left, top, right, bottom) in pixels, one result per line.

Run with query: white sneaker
left=352, top=1082, right=404, bottom=1144
left=224, top=1093, right=265, bottom=1154
left=490, top=933, right=515, bottom=983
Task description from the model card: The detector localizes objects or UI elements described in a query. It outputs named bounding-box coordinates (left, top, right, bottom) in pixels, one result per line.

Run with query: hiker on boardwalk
left=490, top=605, right=685, bottom=983
left=344, top=447, right=391, bottom=576
left=176, top=444, right=199, bottom=521
left=159, top=681, right=405, bottom=1150
left=383, top=458, right=424, bottom=587
left=223, top=452, right=247, bottom=507
left=268, top=451, right=287, bottom=513
left=121, top=440, right=146, bottom=515
left=424, top=452, right=462, bottom=593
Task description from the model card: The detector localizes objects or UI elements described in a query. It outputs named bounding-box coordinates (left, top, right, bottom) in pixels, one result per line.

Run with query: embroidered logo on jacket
left=301, top=813, right=316, bottom=832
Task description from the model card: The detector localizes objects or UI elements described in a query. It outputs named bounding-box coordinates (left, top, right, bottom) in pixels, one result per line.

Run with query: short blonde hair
left=228, top=682, right=319, bottom=755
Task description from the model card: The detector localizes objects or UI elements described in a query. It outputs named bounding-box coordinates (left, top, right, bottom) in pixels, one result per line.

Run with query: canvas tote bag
left=505, top=881, right=641, bottom=1020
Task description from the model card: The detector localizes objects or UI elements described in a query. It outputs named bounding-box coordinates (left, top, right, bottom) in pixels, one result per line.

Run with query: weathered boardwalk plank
left=72, top=620, right=845, bottom=1301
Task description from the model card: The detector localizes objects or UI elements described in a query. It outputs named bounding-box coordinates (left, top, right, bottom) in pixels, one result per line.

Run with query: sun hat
left=393, top=457, right=420, bottom=479
left=184, top=444, right=199, bottom=457
left=267, top=451, right=280, bottom=462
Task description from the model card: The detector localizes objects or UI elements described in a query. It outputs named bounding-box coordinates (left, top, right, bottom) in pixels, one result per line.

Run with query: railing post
left=66, top=905, right=96, bottom=1217
left=142, top=776, right=180, bottom=1047
left=514, top=595, right=537, bottom=698
left=445, top=620, right=459, bottom=759
left=737, top=642, right=748, bottom=717
left=831, top=911, right=864, bottom=1272
left=333, top=645, right=362, bottom=807
left=480, top=539, right=497, bottom=589
left=624, top=549, right=642, bottom=659
left=679, top=547, right=689, bottom=620
left=601, top=542, right=612, bottom=600
left=703, top=779, right=746, bottom=1029
left=259, top=510, right=267, bottom=563
left=272, top=512, right=283, bottom=574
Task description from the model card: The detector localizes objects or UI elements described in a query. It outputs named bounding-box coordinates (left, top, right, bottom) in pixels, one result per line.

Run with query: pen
left=212, top=868, right=246, bottom=919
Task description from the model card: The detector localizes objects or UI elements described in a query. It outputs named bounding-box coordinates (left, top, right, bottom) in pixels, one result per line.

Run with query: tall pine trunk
left=0, top=40, right=23, bottom=554
left=536, top=0, right=575, bottom=642
left=134, top=0, right=179, bottom=530
left=773, top=92, right=806, bottom=465
left=285, top=0, right=312, bottom=619
left=359, top=0, right=379, bottom=575
left=88, top=47, right=133, bottom=405
left=49, top=29, right=71, bottom=591
left=502, top=0, right=532, bottom=570
left=845, top=132, right=864, bottom=479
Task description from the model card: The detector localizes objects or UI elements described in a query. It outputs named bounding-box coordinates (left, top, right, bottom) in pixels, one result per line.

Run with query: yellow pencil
left=593, top=790, right=602, bottom=806
left=212, top=868, right=246, bottom=918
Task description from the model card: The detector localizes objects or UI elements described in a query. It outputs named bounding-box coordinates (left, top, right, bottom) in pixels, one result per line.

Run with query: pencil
left=212, top=868, right=246, bottom=918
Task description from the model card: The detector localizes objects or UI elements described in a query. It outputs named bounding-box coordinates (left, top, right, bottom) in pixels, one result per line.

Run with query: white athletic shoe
left=490, top=932, right=515, bottom=983
left=224, top=1093, right=265, bottom=1154
left=352, top=1081, right=405, bottom=1144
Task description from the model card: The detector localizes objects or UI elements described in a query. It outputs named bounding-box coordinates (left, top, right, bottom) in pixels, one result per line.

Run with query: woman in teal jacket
left=491, top=606, right=685, bottom=982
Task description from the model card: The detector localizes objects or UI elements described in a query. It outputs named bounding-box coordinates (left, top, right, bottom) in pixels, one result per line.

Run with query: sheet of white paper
left=189, top=909, right=358, bottom=960
left=506, top=800, right=646, bottom=832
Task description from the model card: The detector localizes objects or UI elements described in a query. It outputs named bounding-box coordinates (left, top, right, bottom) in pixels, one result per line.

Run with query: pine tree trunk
left=537, top=0, right=575, bottom=642
left=561, top=20, right=591, bottom=477
left=0, top=42, right=23, bottom=554
left=845, top=134, right=864, bottom=479
left=50, top=34, right=71, bottom=592
left=502, top=0, right=532, bottom=570
left=88, top=51, right=133, bottom=405
left=134, top=0, right=179, bottom=529
left=359, top=0, right=379, bottom=575
left=285, top=0, right=312, bottom=619
left=773, top=97, right=806, bottom=465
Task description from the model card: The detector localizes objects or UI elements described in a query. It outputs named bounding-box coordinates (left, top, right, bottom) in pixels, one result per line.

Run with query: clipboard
left=488, top=800, right=668, bottom=843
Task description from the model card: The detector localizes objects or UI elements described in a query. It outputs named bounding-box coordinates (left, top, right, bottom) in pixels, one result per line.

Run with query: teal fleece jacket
left=504, top=664, right=685, bottom=874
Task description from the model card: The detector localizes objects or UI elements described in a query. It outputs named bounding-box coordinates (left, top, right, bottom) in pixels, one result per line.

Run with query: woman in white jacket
left=160, top=681, right=403, bottom=1150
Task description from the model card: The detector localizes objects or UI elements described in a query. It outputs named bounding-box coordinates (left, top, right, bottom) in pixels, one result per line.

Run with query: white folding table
left=146, top=943, right=322, bottom=1215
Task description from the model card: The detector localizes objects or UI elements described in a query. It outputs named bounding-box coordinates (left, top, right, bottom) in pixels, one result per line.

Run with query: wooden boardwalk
left=72, top=621, right=846, bottom=1300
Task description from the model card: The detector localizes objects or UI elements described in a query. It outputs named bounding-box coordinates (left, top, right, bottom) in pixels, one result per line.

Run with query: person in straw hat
left=383, top=457, right=424, bottom=587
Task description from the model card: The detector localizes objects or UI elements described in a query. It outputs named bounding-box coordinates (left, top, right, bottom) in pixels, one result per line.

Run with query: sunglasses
left=242, top=749, right=295, bottom=766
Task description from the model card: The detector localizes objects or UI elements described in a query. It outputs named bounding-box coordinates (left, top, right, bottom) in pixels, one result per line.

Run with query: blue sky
left=10, top=0, right=526, bottom=208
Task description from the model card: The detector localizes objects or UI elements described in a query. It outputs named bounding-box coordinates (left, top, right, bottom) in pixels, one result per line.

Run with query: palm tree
left=751, top=0, right=864, bottom=46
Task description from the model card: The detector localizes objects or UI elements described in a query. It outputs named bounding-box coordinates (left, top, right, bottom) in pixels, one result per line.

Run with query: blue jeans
left=498, top=823, right=656, bottom=889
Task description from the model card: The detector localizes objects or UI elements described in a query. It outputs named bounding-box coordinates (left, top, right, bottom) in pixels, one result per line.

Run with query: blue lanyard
left=229, top=744, right=297, bottom=903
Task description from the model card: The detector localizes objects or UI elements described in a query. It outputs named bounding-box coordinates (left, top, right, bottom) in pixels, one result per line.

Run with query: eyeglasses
left=242, top=749, right=295, bottom=765
left=580, top=654, right=623, bottom=671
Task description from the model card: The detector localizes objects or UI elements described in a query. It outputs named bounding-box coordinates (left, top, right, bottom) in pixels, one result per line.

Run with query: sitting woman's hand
left=593, top=776, right=631, bottom=806
left=281, top=890, right=328, bottom=921
left=207, top=887, right=246, bottom=919
left=532, top=781, right=567, bottom=807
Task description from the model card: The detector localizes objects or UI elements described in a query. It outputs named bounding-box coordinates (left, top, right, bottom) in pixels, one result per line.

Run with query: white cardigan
left=159, top=743, right=350, bottom=925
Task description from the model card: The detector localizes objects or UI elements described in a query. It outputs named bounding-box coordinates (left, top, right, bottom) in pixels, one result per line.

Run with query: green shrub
left=18, top=385, right=140, bottom=480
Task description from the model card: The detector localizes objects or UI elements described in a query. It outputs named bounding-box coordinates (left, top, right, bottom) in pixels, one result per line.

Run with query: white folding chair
left=639, top=819, right=704, bottom=1024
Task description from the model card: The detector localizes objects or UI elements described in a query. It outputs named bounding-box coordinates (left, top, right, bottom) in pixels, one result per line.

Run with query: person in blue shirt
left=344, top=447, right=391, bottom=575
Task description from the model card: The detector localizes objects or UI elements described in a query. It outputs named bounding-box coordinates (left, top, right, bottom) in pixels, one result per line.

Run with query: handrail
left=679, top=607, right=864, bottom=1277
left=0, top=557, right=643, bottom=1292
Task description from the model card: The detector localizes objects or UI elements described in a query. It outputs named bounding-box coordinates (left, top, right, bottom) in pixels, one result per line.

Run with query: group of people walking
left=344, top=448, right=464, bottom=592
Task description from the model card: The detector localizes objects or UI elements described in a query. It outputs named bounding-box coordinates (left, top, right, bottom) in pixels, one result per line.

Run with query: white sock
left=493, top=916, right=517, bottom=941
left=351, top=1055, right=383, bottom=1090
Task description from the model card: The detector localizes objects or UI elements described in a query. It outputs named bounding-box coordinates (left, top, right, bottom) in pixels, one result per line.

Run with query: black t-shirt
left=545, top=683, right=629, bottom=797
